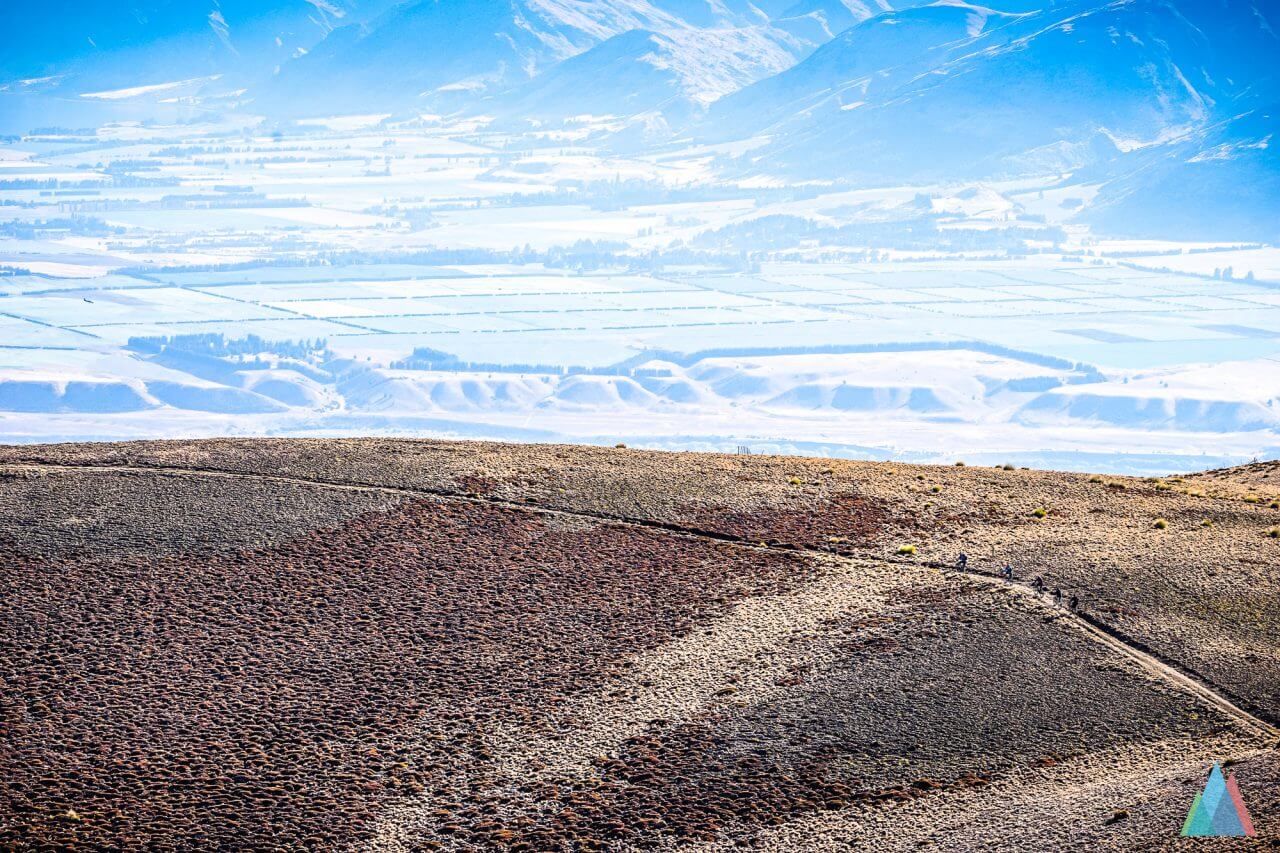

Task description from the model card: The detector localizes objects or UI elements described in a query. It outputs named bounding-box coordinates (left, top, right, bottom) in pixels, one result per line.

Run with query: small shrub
left=930, top=485, right=941, bottom=493
left=897, top=544, right=918, bottom=555
left=1105, top=809, right=1130, bottom=826
left=1031, top=507, right=1048, bottom=519
left=1268, top=528, right=1280, bottom=539
left=614, top=442, right=627, bottom=449
left=1154, top=518, right=1168, bottom=530
left=1088, top=475, right=1104, bottom=483
left=1270, top=500, right=1279, bottom=509
left=954, top=460, right=966, bottom=466
left=1001, top=464, right=1016, bottom=471
left=1201, top=519, right=1213, bottom=527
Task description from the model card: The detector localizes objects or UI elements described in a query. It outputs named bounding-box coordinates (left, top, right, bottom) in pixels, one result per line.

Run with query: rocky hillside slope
left=1, top=438, right=1276, bottom=850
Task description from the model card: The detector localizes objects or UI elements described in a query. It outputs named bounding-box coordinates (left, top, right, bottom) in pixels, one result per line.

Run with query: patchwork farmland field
left=2, top=119, right=1278, bottom=471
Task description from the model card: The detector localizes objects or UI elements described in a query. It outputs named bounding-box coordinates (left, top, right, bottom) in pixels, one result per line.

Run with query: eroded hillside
left=1, top=439, right=1276, bottom=850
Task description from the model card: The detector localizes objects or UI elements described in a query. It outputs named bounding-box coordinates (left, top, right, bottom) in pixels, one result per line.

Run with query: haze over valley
left=2, top=0, right=1278, bottom=472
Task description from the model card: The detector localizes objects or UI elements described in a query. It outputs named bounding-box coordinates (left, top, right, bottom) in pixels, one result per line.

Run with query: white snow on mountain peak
left=303, top=0, right=348, bottom=21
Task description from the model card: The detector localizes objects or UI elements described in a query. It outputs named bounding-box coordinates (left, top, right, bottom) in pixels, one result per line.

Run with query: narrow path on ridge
left=5, top=459, right=1278, bottom=744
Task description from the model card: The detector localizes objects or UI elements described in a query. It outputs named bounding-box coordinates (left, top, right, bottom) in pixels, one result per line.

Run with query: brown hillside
left=1, top=439, right=1276, bottom=851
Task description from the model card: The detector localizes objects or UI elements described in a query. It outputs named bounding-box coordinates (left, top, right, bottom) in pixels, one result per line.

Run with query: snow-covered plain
left=1, top=116, right=1277, bottom=474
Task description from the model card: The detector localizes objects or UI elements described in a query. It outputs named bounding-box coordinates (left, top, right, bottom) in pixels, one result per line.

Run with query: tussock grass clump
left=1107, top=481, right=1127, bottom=490
left=897, top=544, right=918, bottom=556
left=930, top=485, right=942, bottom=493
left=1270, top=500, right=1279, bottom=509
left=1268, top=528, right=1280, bottom=539
left=1001, top=464, right=1016, bottom=471
left=1154, top=518, right=1168, bottom=530
left=954, top=461, right=966, bottom=466
left=1031, top=507, right=1048, bottom=519
left=1201, top=519, right=1214, bottom=528
left=787, top=476, right=802, bottom=486
left=1244, top=495, right=1260, bottom=504
left=1087, top=474, right=1104, bottom=483
left=1155, top=482, right=1172, bottom=491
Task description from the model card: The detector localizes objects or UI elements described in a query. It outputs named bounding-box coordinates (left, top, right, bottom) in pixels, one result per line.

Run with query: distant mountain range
left=709, top=0, right=1279, bottom=178
left=257, top=0, right=872, bottom=117
left=1085, top=101, right=1280, bottom=242
left=0, top=0, right=400, bottom=130
left=0, top=1, right=401, bottom=92
left=4, top=0, right=1277, bottom=241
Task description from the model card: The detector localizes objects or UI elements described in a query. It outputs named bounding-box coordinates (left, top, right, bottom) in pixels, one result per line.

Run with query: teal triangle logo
left=1181, top=763, right=1255, bottom=837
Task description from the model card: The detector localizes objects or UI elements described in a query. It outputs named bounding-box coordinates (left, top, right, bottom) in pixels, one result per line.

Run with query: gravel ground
left=0, top=439, right=1276, bottom=850
left=1, top=486, right=813, bottom=850
left=4, top=439, right=1274, bottom=721
left=0, top=467, right=405, bottom=558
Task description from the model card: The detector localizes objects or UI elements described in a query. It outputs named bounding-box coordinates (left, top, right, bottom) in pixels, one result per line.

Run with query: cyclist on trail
left=1002, top=562, right=1014, bottom=581
left=1052, top=587, right=1063, bottom=609
left=1069, top=593, right=1079, bottom=613
left=1032, top=576, right=1045, bottom=594
left=957, top=552, right=969, bottom=570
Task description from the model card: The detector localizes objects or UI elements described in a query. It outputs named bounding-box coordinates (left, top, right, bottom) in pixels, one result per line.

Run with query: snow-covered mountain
left=708, top=1, right=1031, bottom=143
left=1085, top=101, right=1280, bottom=243
left=708, top=0, right=1280, bottom=182
left=5, top=0, right=1277, bottom=242
left=0, top=1, right=399, bottom=93
left=487, top=29, right=710, bottom=122
left=769, top=0, right=893, bottom=45
left=485, top=21, right=819, bottom=122
left=257, top=0, right=869, bottom=117
left=0, top=1, right=402, bottom=132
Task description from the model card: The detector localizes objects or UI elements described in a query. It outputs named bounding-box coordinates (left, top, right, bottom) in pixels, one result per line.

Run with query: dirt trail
left=7, top=459, right=1277, bottom=747
left=953, top=571, right=1279, bottom=743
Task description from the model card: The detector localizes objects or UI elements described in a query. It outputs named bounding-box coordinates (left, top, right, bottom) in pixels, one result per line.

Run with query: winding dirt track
left=953, top=572, right=1278, bottom=742
left=7, top=458, right=1276, bottom=746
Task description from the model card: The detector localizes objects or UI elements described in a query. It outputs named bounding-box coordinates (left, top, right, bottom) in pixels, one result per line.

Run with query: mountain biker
left=1002, top=562, right=1014, bottom=581
left=1052, top=587, right=1063, bottom=609
left=1069, top=593, right=1079, bottom=612
left=957, top=552, right=968, bottom=570
left=1032, top=576, right=1045, bottom=594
